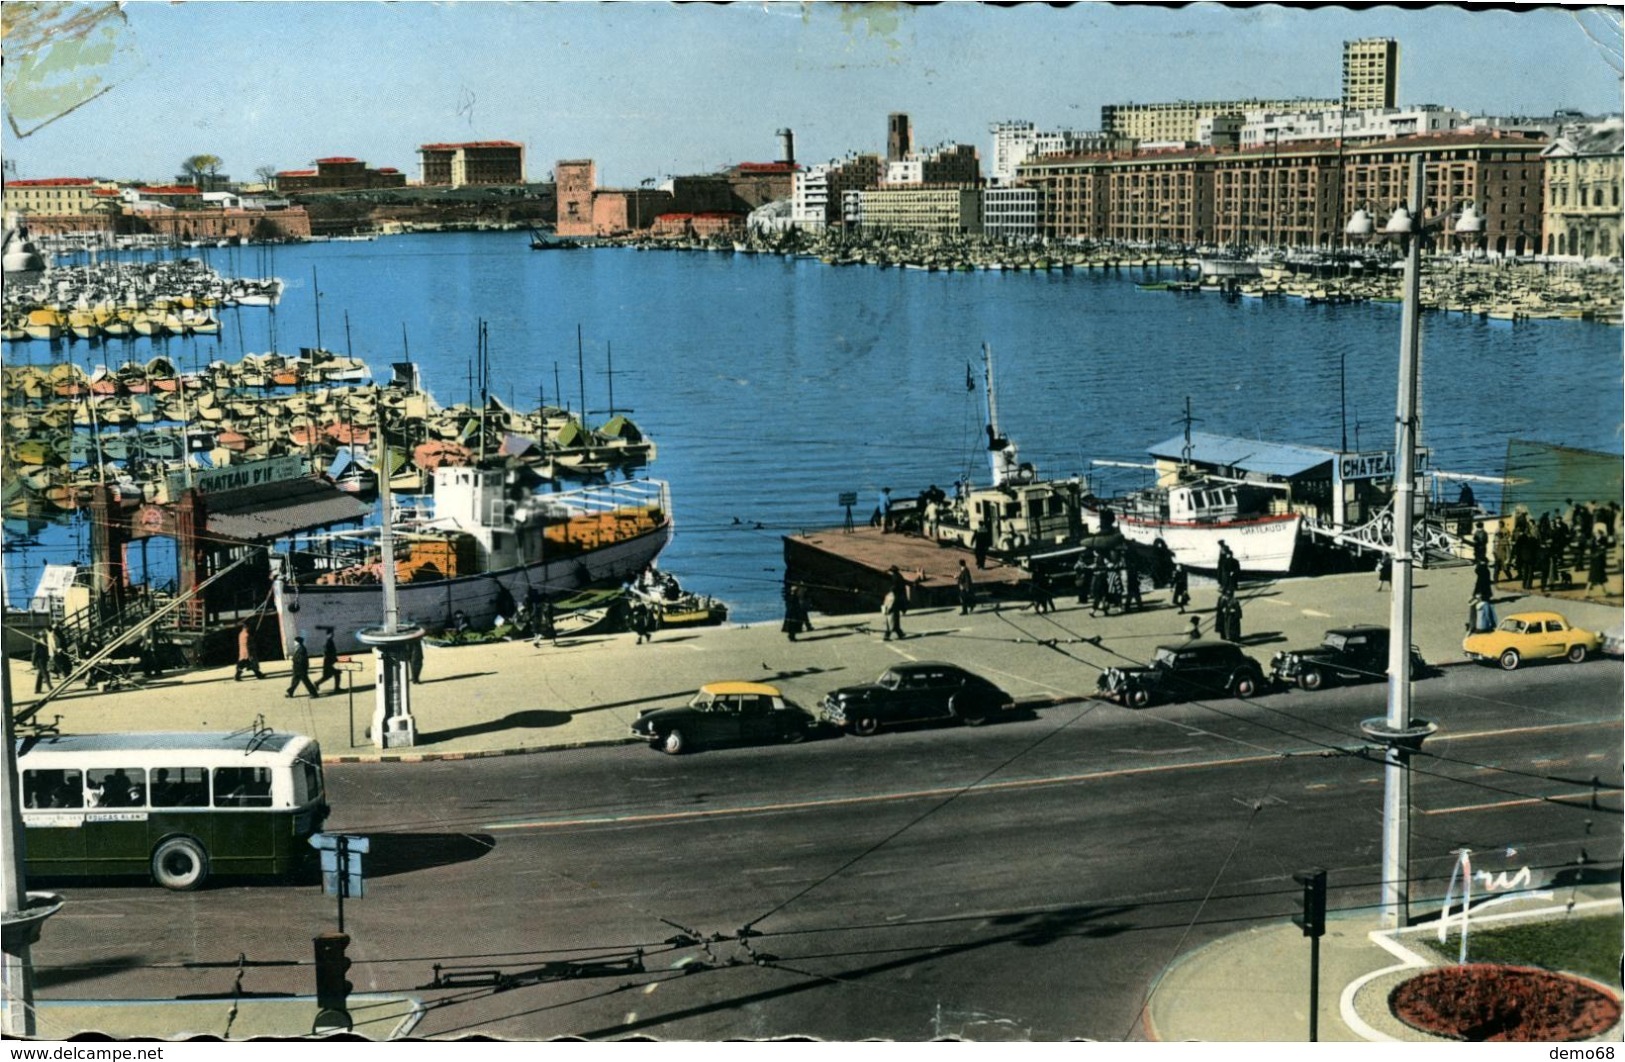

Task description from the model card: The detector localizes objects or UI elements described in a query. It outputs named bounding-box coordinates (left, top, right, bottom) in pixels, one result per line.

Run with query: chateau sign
left=1337, top=449, right=1430, bottom=481
left=168, top=455, right=308, bottom=497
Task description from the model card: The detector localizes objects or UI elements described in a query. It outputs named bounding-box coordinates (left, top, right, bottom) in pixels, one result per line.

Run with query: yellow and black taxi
left=631, top=681, right=817, bottom=755
left=1462, top=611, right=1603, bottom=671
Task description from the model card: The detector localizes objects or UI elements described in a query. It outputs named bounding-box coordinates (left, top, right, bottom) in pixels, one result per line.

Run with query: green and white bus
left=16, top=730, right=329, bottom=891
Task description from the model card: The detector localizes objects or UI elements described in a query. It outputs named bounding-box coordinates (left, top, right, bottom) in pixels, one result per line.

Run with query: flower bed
left=1391, top=964, right=1621, bottom=1041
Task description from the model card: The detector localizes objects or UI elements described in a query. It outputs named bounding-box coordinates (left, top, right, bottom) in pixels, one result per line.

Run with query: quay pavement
left=9, top=563, right=1622, bottom=1042
left=11, top=562, right=1620, bottom=764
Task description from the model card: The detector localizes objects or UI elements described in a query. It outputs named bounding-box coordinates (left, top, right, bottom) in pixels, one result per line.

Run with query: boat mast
left=983, top=343, right=1018, bottom=486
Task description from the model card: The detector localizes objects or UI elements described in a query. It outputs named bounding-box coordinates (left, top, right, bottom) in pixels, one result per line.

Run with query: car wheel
left=952, top=695, right=988, bottom=727
left=151, top=835, right=209, bottom=891
left=1566, top=644, right=1588, bottom=664
left=1233, top=673, right=1259, bottom=699
left=1498, top=648, right=1521, bottom=671
left=1297, top=668, right=1324, bottom=692
left=1126, top=687, right=1152, bottom=709
left=661, top=729, right=686, bottom=755
left=853, top=716, right=881, bottom=737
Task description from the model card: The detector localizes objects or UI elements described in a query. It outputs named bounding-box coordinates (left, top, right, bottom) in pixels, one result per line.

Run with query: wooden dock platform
left=782, top=526, right=1032, bottom=615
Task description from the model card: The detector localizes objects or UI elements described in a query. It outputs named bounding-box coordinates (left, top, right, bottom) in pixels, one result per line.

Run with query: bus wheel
left=151, top=836, right=209, bottom=891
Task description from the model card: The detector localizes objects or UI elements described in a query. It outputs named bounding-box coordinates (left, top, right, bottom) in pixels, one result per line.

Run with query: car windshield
left=1152, top=647, right=1180, bottom=666
left=877, top=670, right=902, bottom=690
left=1323, top=633, right=1349, bottom=651
left=689, top=692, right=716, bottom=710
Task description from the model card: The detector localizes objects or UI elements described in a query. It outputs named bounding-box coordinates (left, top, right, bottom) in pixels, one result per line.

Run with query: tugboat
left=929, top=345, right=1114, bottom=564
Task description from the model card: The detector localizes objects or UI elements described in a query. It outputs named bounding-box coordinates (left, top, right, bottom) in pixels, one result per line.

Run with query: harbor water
left=6, top=233, right=1621, bottom=623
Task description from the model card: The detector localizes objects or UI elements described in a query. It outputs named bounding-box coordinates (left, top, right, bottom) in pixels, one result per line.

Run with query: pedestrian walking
left=973, top=526, right=992, bottom=570
left=285, top=634, right=318, bottom=698
left=1471, top=560, right=1493, bottom=603
left=1171, top=565, right=1190, bottom=613
left=1089, top=563, right=1110, bottom=617
left=1471, top=526, right=1488, bottom=565
left=631, top=603, right=655, bottom=644
left=1466, top=596, right=1497, bottom=634
left=1587, top=532, right=1610, bottom=597
left=782, top=584, right=810, bottom=641
left=1030, top=569, right=1054, bottom=614
left=1073, top=555, right=1091, bottom=605
left=877, top=487, right=893, bottom=534
left=31, top=636, right=50, bottom=694
left=1493, top=528, right=1512, bottom=583
left=956, top=560, right=976, bottom=615
left=1376, top=554, right=1392, bottom=590
left=882, top=565, right=909, bottom=640
left=234, top=621, right=264, bottom=681
left=316, top=630, right=342, bottom=693
left=47, top=623, right=70, bottom=681
left=1122, top=556, right=1142, bottom=611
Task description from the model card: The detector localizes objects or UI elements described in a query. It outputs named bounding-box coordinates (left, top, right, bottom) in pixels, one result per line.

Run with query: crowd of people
left=1492, top=500, right=1618, bottom=597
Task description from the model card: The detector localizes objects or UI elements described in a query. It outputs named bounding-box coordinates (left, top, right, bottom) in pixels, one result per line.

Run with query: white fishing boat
left=273, top=467, right=673, bottom=653
left=1086, top=477, right=1302, bottom=573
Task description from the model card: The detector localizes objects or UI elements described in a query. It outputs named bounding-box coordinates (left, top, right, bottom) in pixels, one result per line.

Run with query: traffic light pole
left=1307, top=933, right=1321, bottom=1043
left=1292, top=867, right=1328, bottom=1043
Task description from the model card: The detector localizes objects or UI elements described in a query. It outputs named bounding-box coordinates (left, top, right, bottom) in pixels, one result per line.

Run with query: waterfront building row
left=275, top=156, right=406, bottom=193
left=1541, top=121, right=1624, bottom=260
left=1018, top=131, right=1558, bottom=256
left=418, top=141, right=526, bottom=187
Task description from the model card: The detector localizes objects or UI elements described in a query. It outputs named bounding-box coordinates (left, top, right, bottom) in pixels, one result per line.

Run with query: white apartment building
left=790, top=165, right=831, bottom=230
left=982, top=186, right=1038, bottom=240
left=1219, top=104, right=1471, bottom=148
left=989, top=121, right=1126, bottom=184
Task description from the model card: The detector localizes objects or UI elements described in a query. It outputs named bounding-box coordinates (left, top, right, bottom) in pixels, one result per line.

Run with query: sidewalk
left=10, top=564, right=1622, bottom=763
left=1143, top=889, right=1622, bottom=1042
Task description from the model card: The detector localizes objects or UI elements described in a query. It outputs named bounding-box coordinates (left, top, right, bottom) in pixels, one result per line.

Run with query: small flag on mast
left=965, top=362, right=975, bottom=392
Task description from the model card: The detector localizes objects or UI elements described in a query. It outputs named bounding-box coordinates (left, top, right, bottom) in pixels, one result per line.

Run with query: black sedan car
left=1271, top=624, right=1426, bottom=690
left=1096, top=640, right=1265, bottom=707
left=631, top=682, right=817, bottom=755
left=819, top=662, right=1015, bottom=736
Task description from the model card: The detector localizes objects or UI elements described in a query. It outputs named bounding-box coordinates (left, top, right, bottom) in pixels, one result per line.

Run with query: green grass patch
left=1424, top=913, right=1622, bottom=986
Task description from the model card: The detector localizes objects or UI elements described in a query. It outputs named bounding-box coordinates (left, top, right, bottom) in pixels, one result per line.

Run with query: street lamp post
left=1348, top=155, right=1482, bottom=929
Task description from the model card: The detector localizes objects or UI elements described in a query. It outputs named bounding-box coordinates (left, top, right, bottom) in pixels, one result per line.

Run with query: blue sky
left=4, top=2, right=1621, bottom=187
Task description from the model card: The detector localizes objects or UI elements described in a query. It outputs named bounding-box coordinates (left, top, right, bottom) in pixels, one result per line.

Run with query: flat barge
left=783, top=526, right=1031, bottom=615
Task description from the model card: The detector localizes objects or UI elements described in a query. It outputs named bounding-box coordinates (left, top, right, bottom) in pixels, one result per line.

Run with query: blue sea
left=6, top=234, right=1621, bottom=622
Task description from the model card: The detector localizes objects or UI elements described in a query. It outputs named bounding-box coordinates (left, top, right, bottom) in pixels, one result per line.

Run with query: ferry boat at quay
left=273, top=466, right=672, bottom=654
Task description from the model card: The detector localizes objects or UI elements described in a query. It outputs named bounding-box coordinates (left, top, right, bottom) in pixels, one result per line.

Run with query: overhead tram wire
left=1123, top=752, right=1289, bottom=1042
left=736, top=698, right=1106, bottom=936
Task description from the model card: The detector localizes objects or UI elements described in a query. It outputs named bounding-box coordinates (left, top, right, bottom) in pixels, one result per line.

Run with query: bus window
left=23, top=769, right=83, bottom=809
left=214, top=767, right=272, bottom=807
left=151, top=767, right=210, bottom=808
left=87, top=767, right=146, bottom=808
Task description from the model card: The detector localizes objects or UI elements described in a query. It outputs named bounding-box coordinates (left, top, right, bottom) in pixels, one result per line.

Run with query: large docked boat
left=273, top=466, right=673, bottom=653
left=1084, top=475, right=1302, bottom=574
left=1084, top=404, right=1303, bottom=574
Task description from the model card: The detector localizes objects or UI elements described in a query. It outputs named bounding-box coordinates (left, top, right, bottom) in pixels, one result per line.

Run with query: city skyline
left=3, top=3, right=1621, bottom=188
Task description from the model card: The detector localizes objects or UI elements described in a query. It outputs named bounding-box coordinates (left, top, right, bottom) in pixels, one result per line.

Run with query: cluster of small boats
left=0, top=351, right=657, bottom=522
left=2, top=259, right=283, bottom=344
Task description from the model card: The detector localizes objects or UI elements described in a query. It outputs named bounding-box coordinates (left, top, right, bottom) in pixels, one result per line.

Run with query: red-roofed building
left=275, top=156, right=407, bottom=193
left=3, top=177, right=119, bottom=217
left=419, top=141, right=525, bottom=187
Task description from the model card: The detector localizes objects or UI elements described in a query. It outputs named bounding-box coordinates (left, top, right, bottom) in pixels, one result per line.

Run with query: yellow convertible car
left=1462, top=611, right=1603, bottom=670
